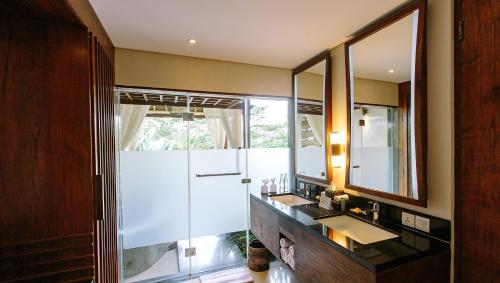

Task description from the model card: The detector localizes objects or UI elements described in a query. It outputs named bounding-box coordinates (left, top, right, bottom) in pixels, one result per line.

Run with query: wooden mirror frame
left=293, top=50, right=333, bottom=185
left=345, top=0, right=427, bottom=207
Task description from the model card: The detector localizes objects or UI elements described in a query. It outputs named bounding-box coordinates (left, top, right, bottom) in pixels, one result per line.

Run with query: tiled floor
left=180, top=261, right=298, bottom=283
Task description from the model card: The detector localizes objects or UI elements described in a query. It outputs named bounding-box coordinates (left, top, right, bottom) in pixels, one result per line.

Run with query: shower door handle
left=195, top=172, right=242, bottom=177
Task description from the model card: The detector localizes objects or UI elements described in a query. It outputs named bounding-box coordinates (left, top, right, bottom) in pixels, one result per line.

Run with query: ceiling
left=351, top=12, right=416, bottom=83
left=90, top=0, right=408, bottom=69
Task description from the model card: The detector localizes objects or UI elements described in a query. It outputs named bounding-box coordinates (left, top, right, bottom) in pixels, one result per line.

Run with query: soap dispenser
left=261, top=179, right=269, bottom=194
left=269, top=178, right=277, bottom=193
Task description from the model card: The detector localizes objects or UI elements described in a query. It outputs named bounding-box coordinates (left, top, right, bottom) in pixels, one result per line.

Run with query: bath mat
left=199, top=267, right=253, bottom=283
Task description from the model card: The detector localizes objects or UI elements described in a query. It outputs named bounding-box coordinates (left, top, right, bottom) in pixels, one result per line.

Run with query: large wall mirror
left=345, top=0, right=427, bottom=206
left=293, top=51, right=332, bottom=185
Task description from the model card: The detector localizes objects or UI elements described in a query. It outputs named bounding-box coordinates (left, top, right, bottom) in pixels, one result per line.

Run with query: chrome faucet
left=362, top=201, right=380, bottom=221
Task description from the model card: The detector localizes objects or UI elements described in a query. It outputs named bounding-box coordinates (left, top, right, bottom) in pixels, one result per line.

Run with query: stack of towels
left=279, top=238, right=296, bottom=271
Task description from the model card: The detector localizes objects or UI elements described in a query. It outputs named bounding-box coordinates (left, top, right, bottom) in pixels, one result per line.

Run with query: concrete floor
left=124, top=233, right=248, bottom=282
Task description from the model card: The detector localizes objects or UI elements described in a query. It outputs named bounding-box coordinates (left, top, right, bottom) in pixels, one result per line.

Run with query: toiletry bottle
left=261, top=179, right=269, bottom=194
left=270, top=178, right=277, bottom=193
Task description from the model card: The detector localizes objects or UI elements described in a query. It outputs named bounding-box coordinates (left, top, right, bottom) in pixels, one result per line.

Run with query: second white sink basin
left=317, top=215, right=398, bottom=244
left=270, top=194, right=314, bottom=206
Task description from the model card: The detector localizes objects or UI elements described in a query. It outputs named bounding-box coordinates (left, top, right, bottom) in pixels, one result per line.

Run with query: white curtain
left=220, top=109, right=243, bottom=149
left=306, top=114, right=324, bottom=146
left=120, top=104, right=150, bottom=151
left=203, top=108, right=243, bottom=149
left=203, top=108, right=225, bottom=149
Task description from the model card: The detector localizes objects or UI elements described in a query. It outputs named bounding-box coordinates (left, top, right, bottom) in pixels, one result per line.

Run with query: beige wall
left=115, top=48, right=292, bottom=97
left=353, top=77, right=399, bottom=106
left=296, top=72, right=324, bottom=101
left=115, top=0, right=453, bottom=220
left=330, top=0, right=453, bottom=221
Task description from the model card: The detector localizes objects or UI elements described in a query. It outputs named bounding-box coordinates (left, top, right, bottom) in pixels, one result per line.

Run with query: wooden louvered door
left=89, top=34, right=119, bottom=283
left=0, top=7, right=95, bottom=283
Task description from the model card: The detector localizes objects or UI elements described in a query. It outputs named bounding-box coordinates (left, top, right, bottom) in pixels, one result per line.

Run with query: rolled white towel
left=280, top=238, right=292, bottom=248
left=287, top=253, right=296, bottom=271
left=333, top=194, right=349, bottom=203
left=280, top=247, right=289, bottom=263
left=288, top=245, right=295, bottom=257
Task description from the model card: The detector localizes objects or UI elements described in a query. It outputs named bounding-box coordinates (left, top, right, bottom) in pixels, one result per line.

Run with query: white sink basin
left=317, top=215, right=398, bottom=244
left=270, top=194, right=314, bottom=206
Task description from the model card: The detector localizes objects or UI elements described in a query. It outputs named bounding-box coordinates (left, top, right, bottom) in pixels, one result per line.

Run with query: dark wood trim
left=296, top=174, right=329, bottom=185
left=324, top=55, right=333, bottom=184
left=345, top=0, right=427, bottom=207
left=453, top=0, right=463, bottom=280
left=354, top=102, right=398, bottom=108
left=344, top=185, right=425, bottom=207
left=398, top=81, right=411, bottom=197
left=65, top=0, right=114, bottom=61
left=116, top=84, right=291, bottom=100
left=292, top=51, right=332, bottom=186
left=345, top=0, right=426, bottom=47
left=297, top=98, right=323, bottom=103
left=292, top=49, right=331, bottom=75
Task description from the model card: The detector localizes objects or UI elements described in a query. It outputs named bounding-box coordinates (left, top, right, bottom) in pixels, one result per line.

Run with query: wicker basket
left=248, top=240, right=270, bottom=272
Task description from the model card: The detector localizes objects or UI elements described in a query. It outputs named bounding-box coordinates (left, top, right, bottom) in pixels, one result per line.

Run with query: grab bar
left=196, top=172, right=242, bottom=177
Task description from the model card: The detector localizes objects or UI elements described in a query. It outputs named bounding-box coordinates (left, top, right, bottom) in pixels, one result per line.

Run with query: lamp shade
left=330, top=132, right=345, bottom=168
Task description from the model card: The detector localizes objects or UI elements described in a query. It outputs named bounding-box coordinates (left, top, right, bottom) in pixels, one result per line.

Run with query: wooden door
left=0, top=9, right=95, bottom=282
left=454, top=0, right=500, bottom=281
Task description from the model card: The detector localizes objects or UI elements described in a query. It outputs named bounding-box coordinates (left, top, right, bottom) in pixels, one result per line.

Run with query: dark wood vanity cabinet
left=294, top=227, right=375, bottom=283
left=250, top=198, right=280, bottom=257
left=250, top=197, right=450, bottom=283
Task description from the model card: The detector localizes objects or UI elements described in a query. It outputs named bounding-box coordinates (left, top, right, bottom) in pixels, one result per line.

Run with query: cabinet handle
left=95, top=174, right=104, bottom=221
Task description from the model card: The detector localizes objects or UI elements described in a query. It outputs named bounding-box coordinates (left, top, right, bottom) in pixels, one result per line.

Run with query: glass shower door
left=119, top=93, right=190, bottom=282
left=118, top=91, right=290, bottom=281
left=350, top=105, right=398, bottom=194
left=186, top=95, right=249, bottom=275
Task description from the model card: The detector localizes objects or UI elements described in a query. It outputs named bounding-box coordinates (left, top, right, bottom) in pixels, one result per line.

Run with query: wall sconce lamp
left=331, top=131, right=345, bottom=168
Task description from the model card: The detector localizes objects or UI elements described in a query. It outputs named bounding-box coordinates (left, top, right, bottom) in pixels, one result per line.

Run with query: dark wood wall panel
left=0, top=1, right=117, bottom=282
left=0, top=8, right=92, bottom=248
left=0, top=233, right=94, bottom=282
left=91, top=36, right=118, bottom=283
left=0, top=9, right=95, bottom=282
left=454, top=0, right=500, bottom=282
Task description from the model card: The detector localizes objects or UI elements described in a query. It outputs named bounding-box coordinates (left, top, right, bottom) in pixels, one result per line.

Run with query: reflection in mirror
left=295, top=60, right=326, bottom=180
left=349, top=10, right=419, bottom=198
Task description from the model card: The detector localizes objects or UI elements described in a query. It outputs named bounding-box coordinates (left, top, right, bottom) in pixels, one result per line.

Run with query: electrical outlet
left=415, top=215, right=430, bottom=233
left=402, top=212, right=415, bottom=228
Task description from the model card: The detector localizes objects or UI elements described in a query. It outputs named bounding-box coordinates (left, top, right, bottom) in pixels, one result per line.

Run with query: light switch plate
left=402, top=212, right=415, bottom=228
left=415, top=215, right=430, bottom=233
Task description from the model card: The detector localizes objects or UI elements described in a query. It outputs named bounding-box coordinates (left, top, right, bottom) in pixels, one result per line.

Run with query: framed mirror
left=345, top=0, right=427, bottom=206
left=293, top=51, right=332, bottom=185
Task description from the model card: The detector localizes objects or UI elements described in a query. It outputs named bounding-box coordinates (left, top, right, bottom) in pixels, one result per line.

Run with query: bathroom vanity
left=250, top=193, right=450, bottom=283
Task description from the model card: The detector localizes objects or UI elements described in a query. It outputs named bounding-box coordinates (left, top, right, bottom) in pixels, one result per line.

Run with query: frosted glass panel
left=296, top=147, right=325, bottom=178
left=189, top=149, right=247, bottom=238
left=120, top=151, right=189, bottom=249
left=247, top=148, right=290, bottom=195
left=351, top=106, right=397, bottom=194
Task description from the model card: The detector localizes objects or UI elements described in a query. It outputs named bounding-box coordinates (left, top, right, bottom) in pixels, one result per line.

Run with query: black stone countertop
left=251, top=193, right=450, bottom=272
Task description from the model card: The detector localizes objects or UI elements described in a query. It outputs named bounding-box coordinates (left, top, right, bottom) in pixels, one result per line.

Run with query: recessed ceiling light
left=188, top=38, right=197, bottom=44
left=388, top=69, right=395, bottom=73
